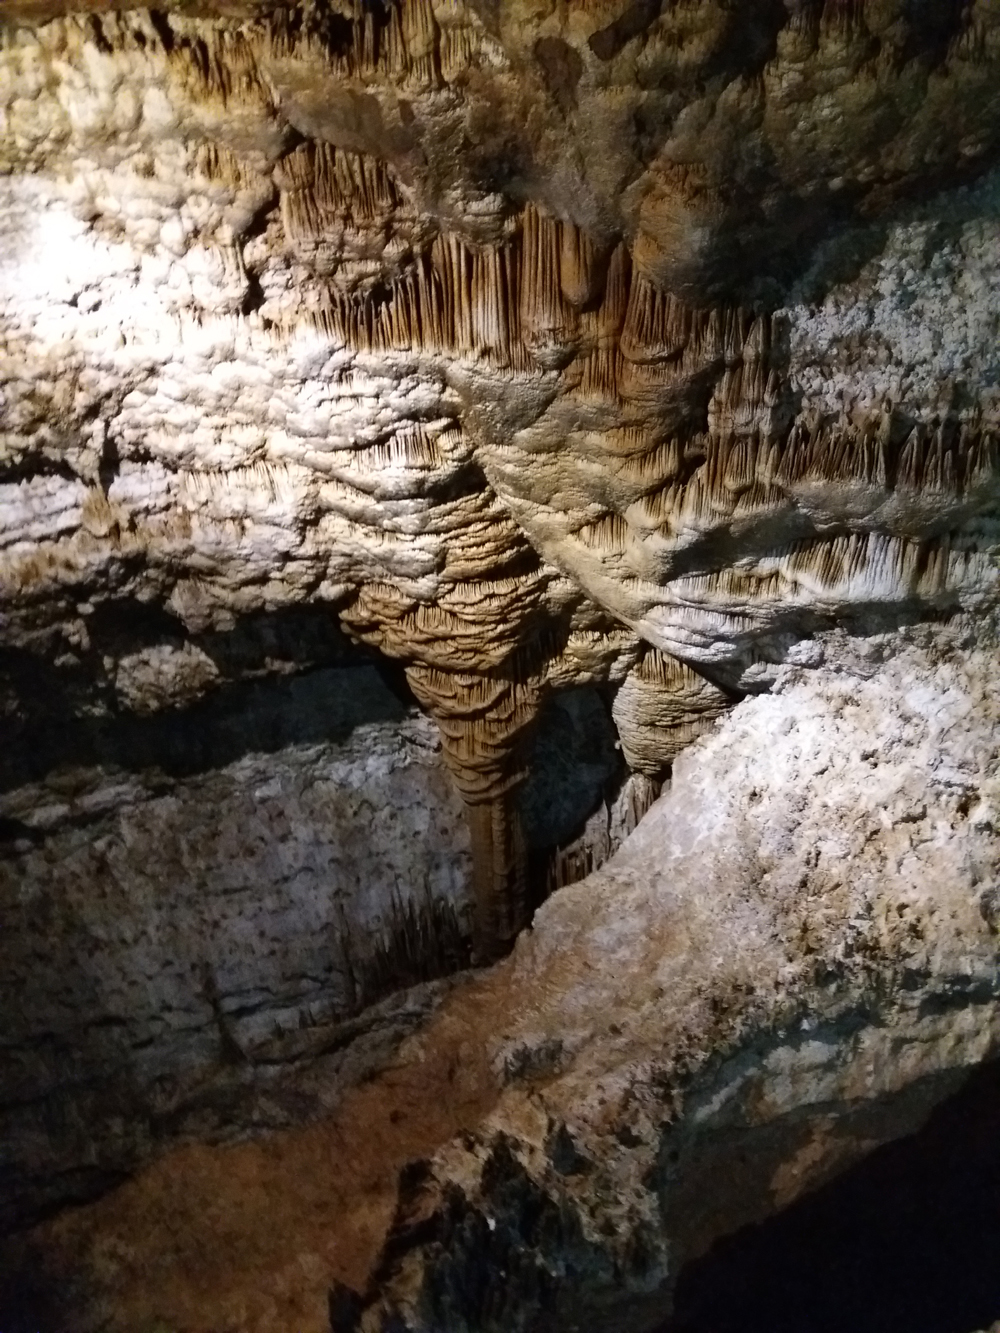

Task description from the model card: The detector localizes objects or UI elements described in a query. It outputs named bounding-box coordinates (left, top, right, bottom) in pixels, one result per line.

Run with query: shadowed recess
left=0, top=662, right=416, bottom=795
left=666, top=1058, right=1000, bottom=1333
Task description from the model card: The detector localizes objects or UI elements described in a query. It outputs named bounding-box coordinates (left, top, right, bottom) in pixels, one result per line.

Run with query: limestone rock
left=0, top=704, right=473, bottom=1233
left=350, top=613, right=1000, bottom=1333
left=5, top=613, right=1000, bottom=1333
left=4, top=0, right=1000, bottom=949
left=2, top=6, right=1000, bottom=1323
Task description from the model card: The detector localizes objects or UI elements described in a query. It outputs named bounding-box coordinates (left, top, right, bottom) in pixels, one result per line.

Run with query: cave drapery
left=3, top=1, right=1000, bottom=1330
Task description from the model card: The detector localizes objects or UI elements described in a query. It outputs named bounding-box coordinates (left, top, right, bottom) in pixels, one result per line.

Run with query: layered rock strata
left=0, top=703, right=472, bottom=1235
left=4, top=0, right=1000, bottom=954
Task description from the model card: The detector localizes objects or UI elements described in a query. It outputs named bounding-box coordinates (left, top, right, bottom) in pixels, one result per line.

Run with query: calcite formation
left=0, top=670, right=633, bottom=1234
left=5, top=615, right=1000, bottom=1333
left=350, top=616, right=1000, bottom=1333
left=4, top=0, right=1000, bottom=959
left=4, top=7, right=1000, bottom=1321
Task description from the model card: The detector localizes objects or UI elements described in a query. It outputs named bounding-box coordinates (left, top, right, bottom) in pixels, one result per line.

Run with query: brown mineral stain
left=2, top=978, right=502, bottom=1333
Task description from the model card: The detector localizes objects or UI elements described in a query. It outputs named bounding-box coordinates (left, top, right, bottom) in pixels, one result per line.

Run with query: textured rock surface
left=350, top=613, right=1000, bottom=1333
left=0, top=664, right=635, bottom=1233
left=4, top=613, right=999, bottom=1333
left=0, top=703, right=474, bottom=1233
left=4, top=0, right=1000, bottom=949
left=3, top=5, right=1000, bottom=1319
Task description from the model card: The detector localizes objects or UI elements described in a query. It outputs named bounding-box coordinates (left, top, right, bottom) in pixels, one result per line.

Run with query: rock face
left=0, top=664, right=635, bottom=1233
left=0, top=700, right=473, bottom=1234
left=342, top=614, right=1000, bottom=1333
left=3, top=3, right=1000, bottom=1323
left=3, top=615, right=999, bottom=1333
left=4, top=0, right=1000, bottom=954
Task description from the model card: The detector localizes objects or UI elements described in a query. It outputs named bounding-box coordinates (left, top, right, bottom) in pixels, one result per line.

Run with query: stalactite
left=519, top=205, right=579, bottom=362
left=6, top=0, right=1000, bottom=968
left=401, top=664, right=543, bottom=958
left=613, top=648, right=731, bottom=779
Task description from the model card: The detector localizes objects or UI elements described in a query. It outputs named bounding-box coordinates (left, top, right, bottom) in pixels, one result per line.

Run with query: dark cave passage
left=666, top=1058, right=1000, bottom=1333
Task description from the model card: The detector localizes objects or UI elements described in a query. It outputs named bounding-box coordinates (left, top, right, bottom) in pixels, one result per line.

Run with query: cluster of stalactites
left=239, top=168, right=1000, bottom=950
left=5, top=0, right=999, bottom=962
left=264, top=0, right=499, bottom=91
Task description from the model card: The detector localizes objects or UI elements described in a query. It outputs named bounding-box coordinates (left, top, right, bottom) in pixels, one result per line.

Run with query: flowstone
left=3, top=4, right=1000, bottom=1326
left=4, top=0, right=1000, bottom=951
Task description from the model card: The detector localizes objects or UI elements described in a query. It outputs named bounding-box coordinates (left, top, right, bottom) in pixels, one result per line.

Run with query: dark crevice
left=146, top=7, right=174, bottom=53
left=515, top=686, right=643, bottom=912
left=666, top=1057, right=1000, bottom=1333
left=0, top=606, right=395, bottom=793
left=517, top=687, right=624, bottom=852
left=83, top=596, right=187, bottom=656
left=302, top=0, right=393, bottom=61
left=0, top=456, right=79, bottom=485
left=898, top=0, right=969, bottom=71
left=0, top=664, right=412, bottom=793
left=370, top=655, right=421, bottom=710
left=240, top=267, right=267, bottom=316
left=96, top=435, right=119, bottom=496
left=588, top=0, right=662, bottom=61
left=86, top=14, right=112, bottom=54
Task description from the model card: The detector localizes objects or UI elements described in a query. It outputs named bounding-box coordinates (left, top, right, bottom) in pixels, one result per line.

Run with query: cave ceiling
left=3, top=0, right=1000, bottom=955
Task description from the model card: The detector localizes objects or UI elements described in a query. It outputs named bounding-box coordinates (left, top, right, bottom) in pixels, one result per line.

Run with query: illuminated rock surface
left=4, top=0, right=1000, bottom=953
left=2, top=1, right=1000, bottom=1328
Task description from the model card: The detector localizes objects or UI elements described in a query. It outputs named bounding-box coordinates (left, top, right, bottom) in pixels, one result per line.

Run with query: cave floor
left=0, top=972, right=503, bottom=1333
left=5, top=1040, right=1000, bottom=1333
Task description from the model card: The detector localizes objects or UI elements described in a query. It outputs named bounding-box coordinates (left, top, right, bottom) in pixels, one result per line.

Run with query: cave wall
left=339, top=613, right=1000, bottom=1333
left=3, top=3, right=1000, bottom=1315
left=0, top=655, right=636, bottom=1232
left=4, top=0, right=1000, bottom=959
left=0, top=702, right=473, bottom=1231
left=5, top=613, right=1000, bottom=1333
